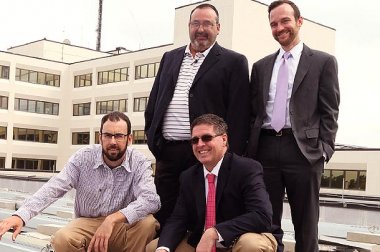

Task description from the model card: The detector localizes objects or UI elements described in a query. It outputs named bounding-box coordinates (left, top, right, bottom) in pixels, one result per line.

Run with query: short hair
left=100, top=111, right=131, bottom=135
left=190, top=114, right=228, bottom=135
left=189, top=3, right=220, bottom=24
left=268, top=0, right=301, bottom=20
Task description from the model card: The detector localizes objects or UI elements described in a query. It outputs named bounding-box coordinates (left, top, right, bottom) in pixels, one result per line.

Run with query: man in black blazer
left=145, top=3, right=250, bottom=228
left=146, top=114, right=276, bottom=252
left=246, top=1, right=340, bottom=252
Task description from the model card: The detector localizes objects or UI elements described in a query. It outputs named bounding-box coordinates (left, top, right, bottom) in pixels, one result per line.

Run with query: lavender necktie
left=271, top=52, right=291, bottom=132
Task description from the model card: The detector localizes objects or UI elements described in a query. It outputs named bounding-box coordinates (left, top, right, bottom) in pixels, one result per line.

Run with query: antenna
left=96, top=0, right=103, bottom=51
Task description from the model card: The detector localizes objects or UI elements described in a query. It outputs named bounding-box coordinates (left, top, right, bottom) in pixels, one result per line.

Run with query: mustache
left=195, top=32, right=208, bottom=37
left=107, top=144, right=118, bottom=149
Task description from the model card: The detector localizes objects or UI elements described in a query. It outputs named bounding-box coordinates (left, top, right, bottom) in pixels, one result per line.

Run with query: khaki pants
left=146, top=232, right=277, bottom=252
left=51, top=214, right=159, bottom=252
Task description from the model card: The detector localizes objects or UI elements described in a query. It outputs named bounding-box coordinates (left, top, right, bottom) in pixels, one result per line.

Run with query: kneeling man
left=147, top=114, right=276, bottom=252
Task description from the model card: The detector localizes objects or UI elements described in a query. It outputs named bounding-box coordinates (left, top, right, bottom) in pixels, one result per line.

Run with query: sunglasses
left=190, top=133, right=223, bottom=145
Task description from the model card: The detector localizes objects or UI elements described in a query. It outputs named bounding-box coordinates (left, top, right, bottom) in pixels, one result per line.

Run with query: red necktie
left=206, top=174, right=216, bottom=252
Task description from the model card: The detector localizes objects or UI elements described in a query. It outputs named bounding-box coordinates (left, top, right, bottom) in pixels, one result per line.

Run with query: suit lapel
left=171, top=47, right=186, bottom=88
left=191, top=42, right=221, bottom=88
left=193, top=164, right=206, bottom=224
left=216, top=153, right=232, bottom=208
left=262, top=52, right=278, bottom=109
left=292, top=44, right=312, bottom=95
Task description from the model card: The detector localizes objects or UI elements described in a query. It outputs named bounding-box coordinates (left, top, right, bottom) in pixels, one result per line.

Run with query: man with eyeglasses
left=145, top=3, right=250, bottom=230
left=146, top=114, right=276, bottom=252
left=0, top=111, right=160, bottom=252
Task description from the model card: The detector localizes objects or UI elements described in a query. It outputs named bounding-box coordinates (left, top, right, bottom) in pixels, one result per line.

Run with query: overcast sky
left=1, top=0, right=379, bottom=148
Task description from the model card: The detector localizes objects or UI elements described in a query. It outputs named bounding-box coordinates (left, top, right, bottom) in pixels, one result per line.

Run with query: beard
left=274, top=29, right=297, bottom=48
left=190, top=32, right=213, bottom=52
left=102, top=144, right=127, bottom=162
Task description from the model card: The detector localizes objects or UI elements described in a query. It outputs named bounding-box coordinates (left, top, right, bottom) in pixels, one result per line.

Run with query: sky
left=1, top=0, right=379, bottom=148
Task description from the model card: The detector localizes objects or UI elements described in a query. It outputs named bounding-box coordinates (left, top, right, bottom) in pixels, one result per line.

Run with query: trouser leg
left=154, top=141, right=196, bottom=229
left=257, top=135, right=285, bottom=252
left=51, top=217, right=103, bottom=252
left=126, top=215, right=159, bottom=252
left=232, top=233, right=277, bottom=252
left=52, top=215, right=159, bottom=252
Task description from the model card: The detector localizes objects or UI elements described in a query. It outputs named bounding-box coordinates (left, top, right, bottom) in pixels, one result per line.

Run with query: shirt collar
left=203, top=155, right=224, bottom=179
left=185, top=41, right=216, bottom=58
left=278, top=41, right=303, bottom=60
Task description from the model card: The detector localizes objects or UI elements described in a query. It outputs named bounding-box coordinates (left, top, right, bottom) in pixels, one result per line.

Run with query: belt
left=261, top=128, right=293, bottom=136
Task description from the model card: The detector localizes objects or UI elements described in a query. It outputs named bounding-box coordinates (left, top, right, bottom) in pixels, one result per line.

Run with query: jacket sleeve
left=318, top=55, right=340, bottom=161
left=215, top=160, right=272, bottom=246
left=144, top=52, right=167, bottom=134
left=225, top=54, right=250, bottom=155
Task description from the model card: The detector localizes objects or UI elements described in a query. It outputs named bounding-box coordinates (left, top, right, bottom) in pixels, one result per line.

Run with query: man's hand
left=0, top=215, right=24, bottom=241
left=87, top=212, right=126, bottom=252
left=196, top=228, right=218, bottom=252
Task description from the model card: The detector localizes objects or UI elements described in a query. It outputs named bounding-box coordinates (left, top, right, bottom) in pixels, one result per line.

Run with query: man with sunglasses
left=145, top=3, right=250, bottom=231
left=0, top=111, right=160, bottom=252
left=146, top=114, right=276, bottom=252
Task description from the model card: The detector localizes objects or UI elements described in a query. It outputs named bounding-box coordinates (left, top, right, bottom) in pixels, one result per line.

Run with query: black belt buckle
left=275, top=130, right=283, bottom=137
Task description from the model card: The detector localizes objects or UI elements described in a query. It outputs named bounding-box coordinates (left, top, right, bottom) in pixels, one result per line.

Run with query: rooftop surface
left=0, top=176, right=379, bottom=252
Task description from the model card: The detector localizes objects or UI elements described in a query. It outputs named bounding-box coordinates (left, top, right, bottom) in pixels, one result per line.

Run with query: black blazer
left=145, top=43, right=250, bottom=159
left=247, top=44, right=340, bottom=164
left=157, top=152, right=273, bottom=250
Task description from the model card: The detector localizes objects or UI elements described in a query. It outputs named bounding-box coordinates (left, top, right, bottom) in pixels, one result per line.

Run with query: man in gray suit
left=246, top=1, right=340, bottom=251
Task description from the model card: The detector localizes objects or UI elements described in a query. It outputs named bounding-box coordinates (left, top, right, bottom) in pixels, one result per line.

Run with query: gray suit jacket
left=247, top=44, right=340, bottom=165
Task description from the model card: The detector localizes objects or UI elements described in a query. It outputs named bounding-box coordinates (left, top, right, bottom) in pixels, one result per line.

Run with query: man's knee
left=233, top=233, right=277, bottom=252
left=51, top=228, right=86, bottom=251
left=132, top=214, right=160, bottom=233
left=145, top=238, right=159, bottom=252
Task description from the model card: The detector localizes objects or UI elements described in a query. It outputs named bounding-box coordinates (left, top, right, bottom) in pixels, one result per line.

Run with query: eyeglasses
left=190, top=133, right=223, bottom=145
left=101, top=132, right=128, bottom=142
left=189, top=21, right=216, bottom=29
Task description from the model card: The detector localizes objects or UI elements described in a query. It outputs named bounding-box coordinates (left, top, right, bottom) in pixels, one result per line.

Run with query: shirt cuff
left=156, top=246, right=170, bottom=252
left=215, top=228, right=224, bottom=242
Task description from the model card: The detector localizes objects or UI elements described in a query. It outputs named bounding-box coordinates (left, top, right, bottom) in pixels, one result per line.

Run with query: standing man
left=146, top=114, right=276, bottom=252
left=246, top=1, right=340, bottom=251
left=0, top=111, right=161, bottom=252
left=145, top=3, right=250, bottom=228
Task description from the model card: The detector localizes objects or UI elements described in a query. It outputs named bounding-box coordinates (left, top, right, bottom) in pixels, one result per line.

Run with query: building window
left=95, top=131, right=100, bottom=144
left=15, top=68, right=60, bottom=87
left=135, top=62, right=160, bottom=80
left=12, top=158, right=56, bottom=171
left=98, top=67, right=128, bottom=85
left=0, top=126, right=6, bottom=140
left=74, top=73, right=92, bottom=88
left=0, top=65, right=10, bottom=79
left=321, top=169, right=366, bottom=191
left=72, top=132, right=90, bottom=145
left=96, top=99, right=127, bottom=114
left=133, top=97, right=148, bottom=112
left=13, top=127, right=58, bottom=143
left=0, top=157, right=4, bottom=168
left=132, top=130, right=147, bottom=144
left=0, top=96, right=8, bottom=109
left=14, top=98, right=59, bottom=115
left=73, top=102, right=91, bottom=116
